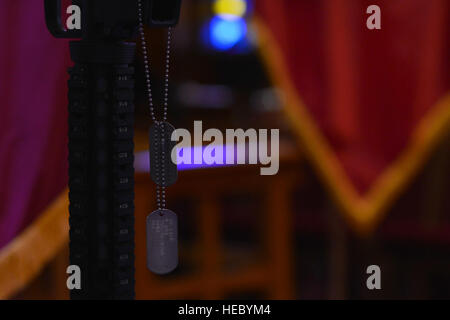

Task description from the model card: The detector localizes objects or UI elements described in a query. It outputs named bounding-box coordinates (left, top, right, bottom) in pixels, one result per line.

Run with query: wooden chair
left=135, top=142, right=301, bottom=299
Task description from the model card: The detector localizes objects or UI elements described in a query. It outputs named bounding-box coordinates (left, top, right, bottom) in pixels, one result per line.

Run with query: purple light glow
left=135, top=143, right=256, bottom=173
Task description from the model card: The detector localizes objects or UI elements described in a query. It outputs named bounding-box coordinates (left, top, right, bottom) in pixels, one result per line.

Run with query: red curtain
left=0, top=2, right=70, bottom=249
left=255, top=0, right=450, bottom=229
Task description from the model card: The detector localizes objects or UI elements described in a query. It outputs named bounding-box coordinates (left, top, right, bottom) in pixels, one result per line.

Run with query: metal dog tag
left=146, top=209, right=178, bottom=275
left=149, top=122, right=178, bottom=187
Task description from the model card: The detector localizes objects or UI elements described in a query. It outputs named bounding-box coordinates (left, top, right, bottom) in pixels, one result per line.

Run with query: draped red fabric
left=254, top=0, right=450, bottom=196
left=0, top=2, right=70, bottom=249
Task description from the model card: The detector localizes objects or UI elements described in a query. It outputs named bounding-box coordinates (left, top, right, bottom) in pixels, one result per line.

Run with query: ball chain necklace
left=138, top=0, right=179, bottom=275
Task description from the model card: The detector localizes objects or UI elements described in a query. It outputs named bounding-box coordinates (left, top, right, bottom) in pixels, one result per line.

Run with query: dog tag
left=149, top=122, right=178, bottom=187
left=146, top=209, right=178, bottom=275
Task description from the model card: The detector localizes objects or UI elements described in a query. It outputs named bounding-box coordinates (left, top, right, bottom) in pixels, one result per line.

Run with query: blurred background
left=1, top=0, right=450, bottom=300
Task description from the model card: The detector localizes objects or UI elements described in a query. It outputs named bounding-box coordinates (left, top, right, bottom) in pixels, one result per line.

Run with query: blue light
left=209, top=16, right=247, bottom=51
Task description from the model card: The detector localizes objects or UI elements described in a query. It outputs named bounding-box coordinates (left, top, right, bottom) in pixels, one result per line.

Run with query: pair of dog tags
left=147, top=122, right=179, bottom=275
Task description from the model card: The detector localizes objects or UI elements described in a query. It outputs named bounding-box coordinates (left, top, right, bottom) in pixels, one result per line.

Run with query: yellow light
left=213, top=0, right=247, bottom=19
